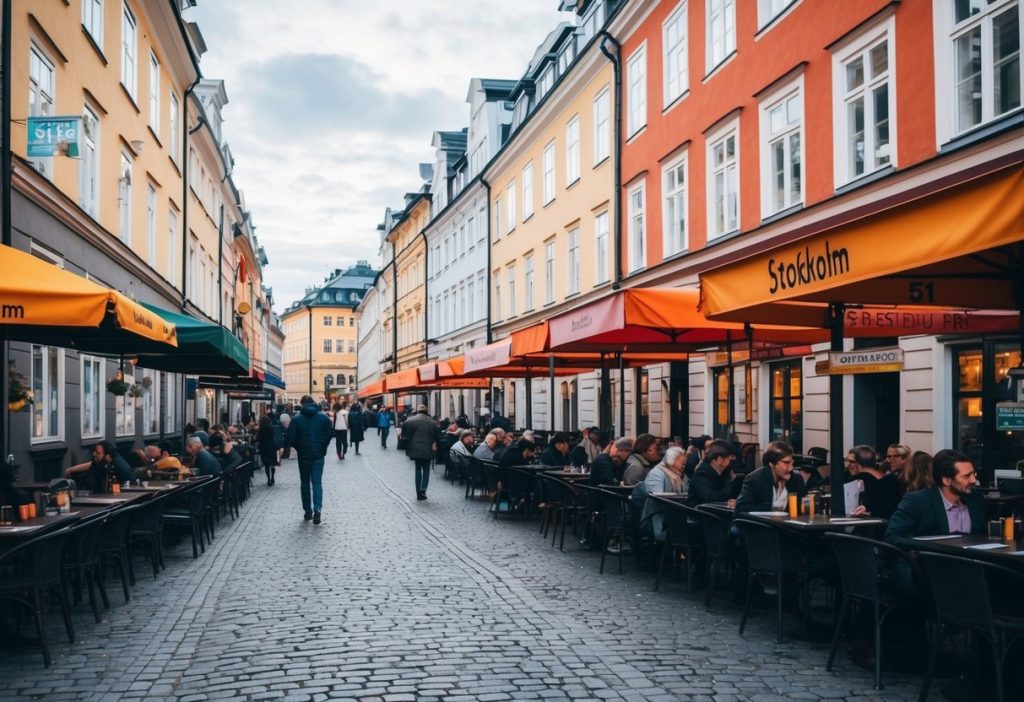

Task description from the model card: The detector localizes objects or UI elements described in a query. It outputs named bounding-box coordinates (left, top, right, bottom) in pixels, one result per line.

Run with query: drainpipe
left=181, top=111, right=204, bottom=308
left=307, top=304, right=313, bottom=399
left=217, top=204, right=224, bottom=326
left=420, top=230, right=429, bottom=359
left=391, top=240, right=398, bottom=371
left=599, top=31, right=622, bottom=289
left=480, top=177, right=492, bottom=344
left=1, top=0, right=12, bottom=466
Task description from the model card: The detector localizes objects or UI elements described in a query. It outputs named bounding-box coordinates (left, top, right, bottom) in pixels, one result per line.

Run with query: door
left=769, top=361, right=803, bottom=452
left=635, top=368, right=650, bottom=435
left=712, top=367, right=730, bottom=440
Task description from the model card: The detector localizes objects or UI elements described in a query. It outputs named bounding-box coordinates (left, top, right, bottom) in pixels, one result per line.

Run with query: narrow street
left=1, top=441, right=927, bottom=701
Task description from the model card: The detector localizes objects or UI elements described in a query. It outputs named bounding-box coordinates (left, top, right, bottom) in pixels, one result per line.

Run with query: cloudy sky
left=186, top=1, right=570, bottom=310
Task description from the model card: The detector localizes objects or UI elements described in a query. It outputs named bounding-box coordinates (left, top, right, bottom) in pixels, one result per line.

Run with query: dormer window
left=537, top=65, right=555, bottom=100
left=558, top=37, right=577, bottom=74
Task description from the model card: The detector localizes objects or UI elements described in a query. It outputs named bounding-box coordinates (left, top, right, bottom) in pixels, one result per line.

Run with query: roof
left=284, top=261, right=379, bottom=311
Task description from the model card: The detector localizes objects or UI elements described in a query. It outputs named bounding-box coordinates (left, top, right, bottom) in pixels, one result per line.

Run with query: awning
left=383, top=367, right=420, bottom=392
left=0, top=244, right=177, bottom=353
left=548, top=287, right=828, bottom=352
left=699, top=164, right=1024, bottom=321
left=136, top=303, right=250, bottom=375
left=357, top=381, right=385, bottom=399
left=263, top=371, right=286, bottom=389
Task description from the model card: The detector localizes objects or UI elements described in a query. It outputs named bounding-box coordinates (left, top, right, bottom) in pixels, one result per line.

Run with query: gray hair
left=662, top=446, right=686, bottom=468
left=186, top=436, right=204, bottom=451
left=614, top=437, right=634, bottom=452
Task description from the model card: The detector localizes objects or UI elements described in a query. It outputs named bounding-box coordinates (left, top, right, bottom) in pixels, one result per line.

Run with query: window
left=146, top=184, right=157, bottom=265
left=945, top=0, right=1021, bottom=137
left=769, top=361, right=803, bottom=445
left=167, top=208, right=178, bottom=285
left=149, top=52, right=160, bottom=133
left=164, top=373, right=177, bottom=433
left=81, top=356, right=104, bottom=439
left=566, top=115, right=581, bottom=184
left=350, top=317, right=355, bottom=326
left=543, top=141, right=556, bottom=204
left=759, top=0, right=793, bottom=29
left=541, top=242, right=554, bottom=305
left=141, top=368, right=159, bottom=435
left=348, top=340, right=355, bottom=353
left=336, top=339, right=343, bottom=353
left=524, top=255, right=535, bottom=311
left=595, top=212, right=609, bottom=284
left=508, top=263, right=517, bottom=317
left=537, top=64, right=555, bottom=100
left=707, top=0, right=736, bottom=71
left=506, top=181, right=516, bottom=233
left=476, top=272, right=485, bottom=319
left=121, top=2, right=137, bottom=98
left=627, top=182, right=646, bottom=272
left=521, top=162, right=534, bottom=220
left=835, top=26, right=893, bottom=184
left=494, top=196, right=503, bottom=238
left=493, top=269, right=502, bottom=321
left=707, top=122, right=739, bottom=239
left=323, top=315, right=332, bottom=326
left=83, top=0, right=103, bottom=46
left=79, top=106, right=100, bottom=217
left=662, top=153, right=688, bottom=256
left=119, top=150, right=133, bottom=244
left=323, top=339, right=332, bottom=353
left=664, top=2, right=689, bottom=106
left=169, top=92, right=179, bottom=163
left=567, top=228, right=580, bottom=295
left=28, top=44, right=55, bottom=178
left=760, top=83, right=803, bottom=216
left=627, top=44, right=647, bottom=136
left=593, top=88, right=610, bottom=164
left=114, top=367, right=134, bottom=437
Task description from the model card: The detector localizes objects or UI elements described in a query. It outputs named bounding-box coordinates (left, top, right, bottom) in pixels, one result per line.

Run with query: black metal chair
left=692, top=506, right=738, bottom=610
left=549, top=478, right=582, bottom=551
left=199, top=476, right=220, bottom=544
left=597, top=489, right=632, bottom=575
left=97, top=505, right=136, bottom=603
left=128, top=492, right=171, bottom=579
left=505, top=467, right=536, bottom=519
left=824, top=532, right=921, bottom=689
left=535, top=473, right=563, bottom=538
left=653, top=499, right=705, bottom=593
left=917, top=552, right=1024, bottom=702
left=733, top=517, right=808, bottom=643
left=463, top=456, right=488, bottom=500
left=63, top=513, right=110, bottom=622
left=0, top=527, right=76, bottom=666
left=163, top=480, right=209, bottom=559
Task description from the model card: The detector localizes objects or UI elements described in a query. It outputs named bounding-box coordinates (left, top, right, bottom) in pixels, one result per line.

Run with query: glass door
left=769, top=361, right=803, bottom=452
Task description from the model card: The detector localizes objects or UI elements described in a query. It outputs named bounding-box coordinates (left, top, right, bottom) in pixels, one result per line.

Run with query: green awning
left=134, top=303, right=250, bottom=375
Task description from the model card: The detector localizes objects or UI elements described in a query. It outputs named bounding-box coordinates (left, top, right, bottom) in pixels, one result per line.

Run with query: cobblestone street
left=0, top=441, right=935, bottom=701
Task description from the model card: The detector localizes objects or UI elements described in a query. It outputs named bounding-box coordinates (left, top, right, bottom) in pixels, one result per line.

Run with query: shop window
left=769, top=361, right=802, bottom=451
left=31, top=345, right=63, bottom=442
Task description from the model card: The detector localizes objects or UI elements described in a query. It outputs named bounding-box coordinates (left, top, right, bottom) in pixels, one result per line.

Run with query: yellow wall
left=488, top=62, right=614, bottom=332
left=389, top=197, right=430, bottom=369
left=281, top=304, right=360, bottom=402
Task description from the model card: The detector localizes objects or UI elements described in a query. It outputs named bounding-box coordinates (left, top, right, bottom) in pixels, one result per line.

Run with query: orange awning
left=0, top=244, right=177, bottom=352
left=700, top=164, right=1024, bottom=322
left=356, top=381, right=385, bottom=399
left=383, top=368, right=420, bottom=392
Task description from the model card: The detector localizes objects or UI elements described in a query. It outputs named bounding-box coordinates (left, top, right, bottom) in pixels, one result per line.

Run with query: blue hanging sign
left=27, top=116, right=81, bottom=157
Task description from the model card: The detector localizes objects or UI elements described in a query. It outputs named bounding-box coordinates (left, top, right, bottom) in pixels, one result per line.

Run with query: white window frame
left=115, top=367, right=135, bottom=437
left=81, top=355, right=105, bottom=439
left=706, top=117, right=740, bottom=240
left=119, top=150, right=133, bottom=245
left=524, top=254, right=535, bottom=311
left=706, top=0, right=737, bottom=72
left=566, top=115, right=581, bottom=184
left=508, top=263, right=517, bottom=317
left=595, top=211, right=610, bottom=284
left=662, top=151, right=689, bottom=257
left=121, top=2, right=137, bottom=99
left=758, top=0, right=796, bottom=30
left=169, top=92, right=180, bottom=163
left=146, top=183, right=157, bottom=265
left=522, top=162, right=534, bottom=220
left=759, top=77, right=804, bottom=218
left=505, top=181, right=516, bottom=233
left=79, top=105, right=100, bottom=217
left=567, top=228, right=580, bottom=295
left=494, top=196, right=503, bottom=239
left=932, top=0, right=1020, bottom=145
left=30, top=345, right=64, bottom=443
left=28, top=43, right=56, bottom=178
left=627, top=43, right=648, bottom=137
left=168, top=207, right=178, bottom=285
left=141, top=368, right=160, bottom=436
left=543, top=140, right=556, bottom=204
left=545, top=241, right=556, bottom=305
left=493, top=269, right=502, bottom=321
left=627, top=180, right=646, bottom=272
left=149, top=51, right=160, bottom=134
left=833, top=17, right=896, bottom=186
left=663, top=2, right=689, bottom=108
left=593, top=87, right=610, bottom=165
left=83, top=0, right=104, bottom=47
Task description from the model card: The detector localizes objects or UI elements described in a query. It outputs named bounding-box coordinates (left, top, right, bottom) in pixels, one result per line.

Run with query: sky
left=186, top=1, right=571, bottom=312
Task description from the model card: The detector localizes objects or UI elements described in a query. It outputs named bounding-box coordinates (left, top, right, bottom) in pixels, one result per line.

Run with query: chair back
left=733, top=518, right=792, bottom=573
left=98, top=505, right=138, bottom=550
left=67, top=512, right=108, bottom=568
left=599, top=489, right=630, bottom=531
left=506, top=467, right=535, bottom=503
left=692, top=506, right=732, bottom=558
left=0, top=527, right=76, bottom=588
left=653, top=497, right=693, bottom=547
left=825, top=532, right=911, bottom=602
left=918, top=552, right=1022, bottom=633
left=481, top=462, right=501, bottom=493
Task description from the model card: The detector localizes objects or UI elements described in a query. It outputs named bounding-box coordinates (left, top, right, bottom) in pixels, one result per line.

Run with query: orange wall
left=619, top=0, right=936, bottom=269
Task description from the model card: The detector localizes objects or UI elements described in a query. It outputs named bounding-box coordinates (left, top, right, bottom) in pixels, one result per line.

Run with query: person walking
left=378, top=404, right=394, bottom=448
left=278, top=405, right=293, bottom=460
left=331, top=401, right=350, bottom=460
left=402, top=405, right=437, bottom=500
left=285, top=395, right=333, bottom=524
left=348, top=402, right=366, bottom=455
left=255, top=415, right=279, bottom=486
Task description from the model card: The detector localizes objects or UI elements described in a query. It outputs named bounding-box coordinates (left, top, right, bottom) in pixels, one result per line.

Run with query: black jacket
left=735, top=465, right=807, bottom=513
left=539, top=446, right=569, bottom=467
left=884, top=487, right=986, bottom=545
left=285, top=403, right=334, bottom=461
left=403, top=412, right=437, bottom=460
left=687, top=463, right=737, bottom=507
left=857, top=472, right=904, bottom=520
left=588, top=453, right=618, bottom=486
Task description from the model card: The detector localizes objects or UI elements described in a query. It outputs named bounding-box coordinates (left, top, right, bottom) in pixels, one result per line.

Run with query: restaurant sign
left=826, top=347, right=904, bottom=375
left=27, top=116, right=82, bottom=157
left=996, top=402, right=1024, bottom=432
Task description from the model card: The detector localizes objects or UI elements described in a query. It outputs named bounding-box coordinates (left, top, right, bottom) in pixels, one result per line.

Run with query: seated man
left=735, top=440, right=806, bottom=513
left=210, top=433, right=244, bottom=472
left=885, top=448, right=985, bottom=544
left=186, top=436, right=222, bottom=477
left=67, top=440, right=134, bottom=493
left=449, top=429, right=475, bottom=460
left=154, top=441, right=184, bottom=472
left=571, top=426, right=603, bottom=468
left=687, top=439, right=738, bottom=508
left=539, top=433, right=571, bottom=468
left=473, top=432, right=500, bottom=461
left=497, top=438, right=538, bottom=472
left=589, top=438, right=633, bottom=487
left=848, top=444, right=904, bottom=519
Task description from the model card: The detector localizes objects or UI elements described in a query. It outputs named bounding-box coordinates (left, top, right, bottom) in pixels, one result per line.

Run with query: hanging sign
left=996, top=403, right=1024, bottom=432
left=27, top=116, right=82, bottom=157
left=827, top=347, right=904, bottom=375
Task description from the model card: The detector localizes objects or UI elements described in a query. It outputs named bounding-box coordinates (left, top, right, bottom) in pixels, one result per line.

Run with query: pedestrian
left=403, top=404, right=437, bottom=500
left=348, top=402, right=366, bottom=455
left=331, top=401, right=349, bottom=460
left=285, top=395, right=333, bottom=524
left=378, top=404, right=393, bottom=448
left=255, top=414, right=279, bottom=486
left=279, top=404, right=293, bottom=459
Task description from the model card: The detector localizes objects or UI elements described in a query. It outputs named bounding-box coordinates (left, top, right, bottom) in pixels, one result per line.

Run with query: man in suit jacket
left=885, top=448, right=985, bottom=544
left=736, top=440, right=806, bottom=513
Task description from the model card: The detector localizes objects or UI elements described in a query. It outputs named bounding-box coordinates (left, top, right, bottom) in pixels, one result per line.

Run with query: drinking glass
left=0, top=505, right=14, bottom=525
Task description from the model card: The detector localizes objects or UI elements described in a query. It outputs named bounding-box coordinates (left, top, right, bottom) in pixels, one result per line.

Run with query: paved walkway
left=0, top=439, right=936, bottom=701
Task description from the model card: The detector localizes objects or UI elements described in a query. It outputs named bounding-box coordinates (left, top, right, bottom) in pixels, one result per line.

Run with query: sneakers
left=303, top=510, right=313, bottom=521
left=313, top=511, right=321, bottom=525
left=416, top=492, right=427, bottom=501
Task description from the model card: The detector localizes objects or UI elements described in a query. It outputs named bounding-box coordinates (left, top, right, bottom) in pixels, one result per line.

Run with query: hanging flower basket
left=7, top=364, right=32, bottom=411
left=127, top=383, right=146, bottom=398
left=107, top=371, right=130, bottom=396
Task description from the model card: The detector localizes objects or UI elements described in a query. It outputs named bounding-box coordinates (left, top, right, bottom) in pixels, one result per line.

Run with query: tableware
left=788, top=494, right=799, bottom=518
left=18, top=504, right=31, bottom=521
left=0, top=505, right=14, bottom=525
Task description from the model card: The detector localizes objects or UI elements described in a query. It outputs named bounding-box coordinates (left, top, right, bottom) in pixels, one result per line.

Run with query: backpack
left=272, top=423, right=285, bottom=450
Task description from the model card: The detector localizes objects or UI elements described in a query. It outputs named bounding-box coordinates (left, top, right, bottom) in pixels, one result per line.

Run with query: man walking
left=403, top=404, right=437, bottom=501
left=378, top=405, right=394, bottom=448
left=285, top=395, right=333, bottom=524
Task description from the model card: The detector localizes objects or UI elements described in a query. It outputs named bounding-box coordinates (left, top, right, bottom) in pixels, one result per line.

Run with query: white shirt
left=772, top=482, right=788, bottom=510
left=333, top=409, right=349, bottom=431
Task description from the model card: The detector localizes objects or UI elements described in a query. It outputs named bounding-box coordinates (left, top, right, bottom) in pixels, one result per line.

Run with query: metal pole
left=599, top=354, right=611, bottom=434
left=725, top=331, right=735, bottom=440
left=549, top=355, right=556, bottom=432
left=829, top=303, right=846, bottom=515
left=1, top=0, right=12, bottom=467
left=617, top=352, right=625, bottom=438
left=524, top=369, right=533, bottom=430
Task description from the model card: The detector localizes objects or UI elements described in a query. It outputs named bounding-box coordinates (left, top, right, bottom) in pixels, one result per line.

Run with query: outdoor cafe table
left=543, top=469, right=589, bottom=481
left=982, top=490, right=1024, bottom=518
left=0, top=505, right=111, bottom=554
left=907, top=533, right=1024, bottom=572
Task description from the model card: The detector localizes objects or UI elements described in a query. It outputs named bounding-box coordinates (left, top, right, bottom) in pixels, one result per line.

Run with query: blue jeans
left=298, top=457, right=325, bottom=513
left=380, top=426, right=390, bottom=447
left=415, top=459, right=431, bottom=493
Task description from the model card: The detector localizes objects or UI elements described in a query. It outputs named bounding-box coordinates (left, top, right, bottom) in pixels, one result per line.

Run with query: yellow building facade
left=387, top=194, right=431, bottom=372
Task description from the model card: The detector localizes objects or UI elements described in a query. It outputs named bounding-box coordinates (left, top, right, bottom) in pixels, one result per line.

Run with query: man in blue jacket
left=286, top=395, right=334, bottom=524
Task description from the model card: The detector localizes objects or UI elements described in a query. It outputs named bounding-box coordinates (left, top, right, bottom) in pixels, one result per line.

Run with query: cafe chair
left=653, top=500, right=705, bottom=593
left=917, top=553, right=1024, bottom=702
left=482, top=462, right=511, bottom=518
left=823, top=533, right=921, bottom=689
left=0, top=527, right=76, bottom=666
left=97, top=505, right=137, bottom=603
left=164, top=481, right=208, bottom=559
left=504, top=467, right=535, bottom=519
left=734, top=518, right=807, bottom=643
left=63, top=514, right=110, bottom=623
left=129, top=492, right=170, bottom=579
left=463, top=456, right=488, bottom=500
left=549, top=478, right=582, bottom=551
left=693, top=506, right=739, bottom=610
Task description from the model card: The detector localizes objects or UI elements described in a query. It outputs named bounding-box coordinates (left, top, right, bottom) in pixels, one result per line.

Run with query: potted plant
left=128, top=383, right=146, bottom=398
left=107, top=370, right=130, bottom=396
left=7, top=364, right=32, bottom=412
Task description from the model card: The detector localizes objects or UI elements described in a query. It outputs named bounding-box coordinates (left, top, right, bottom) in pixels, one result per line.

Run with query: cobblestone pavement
left=0, top=439, right=941, bottom=701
